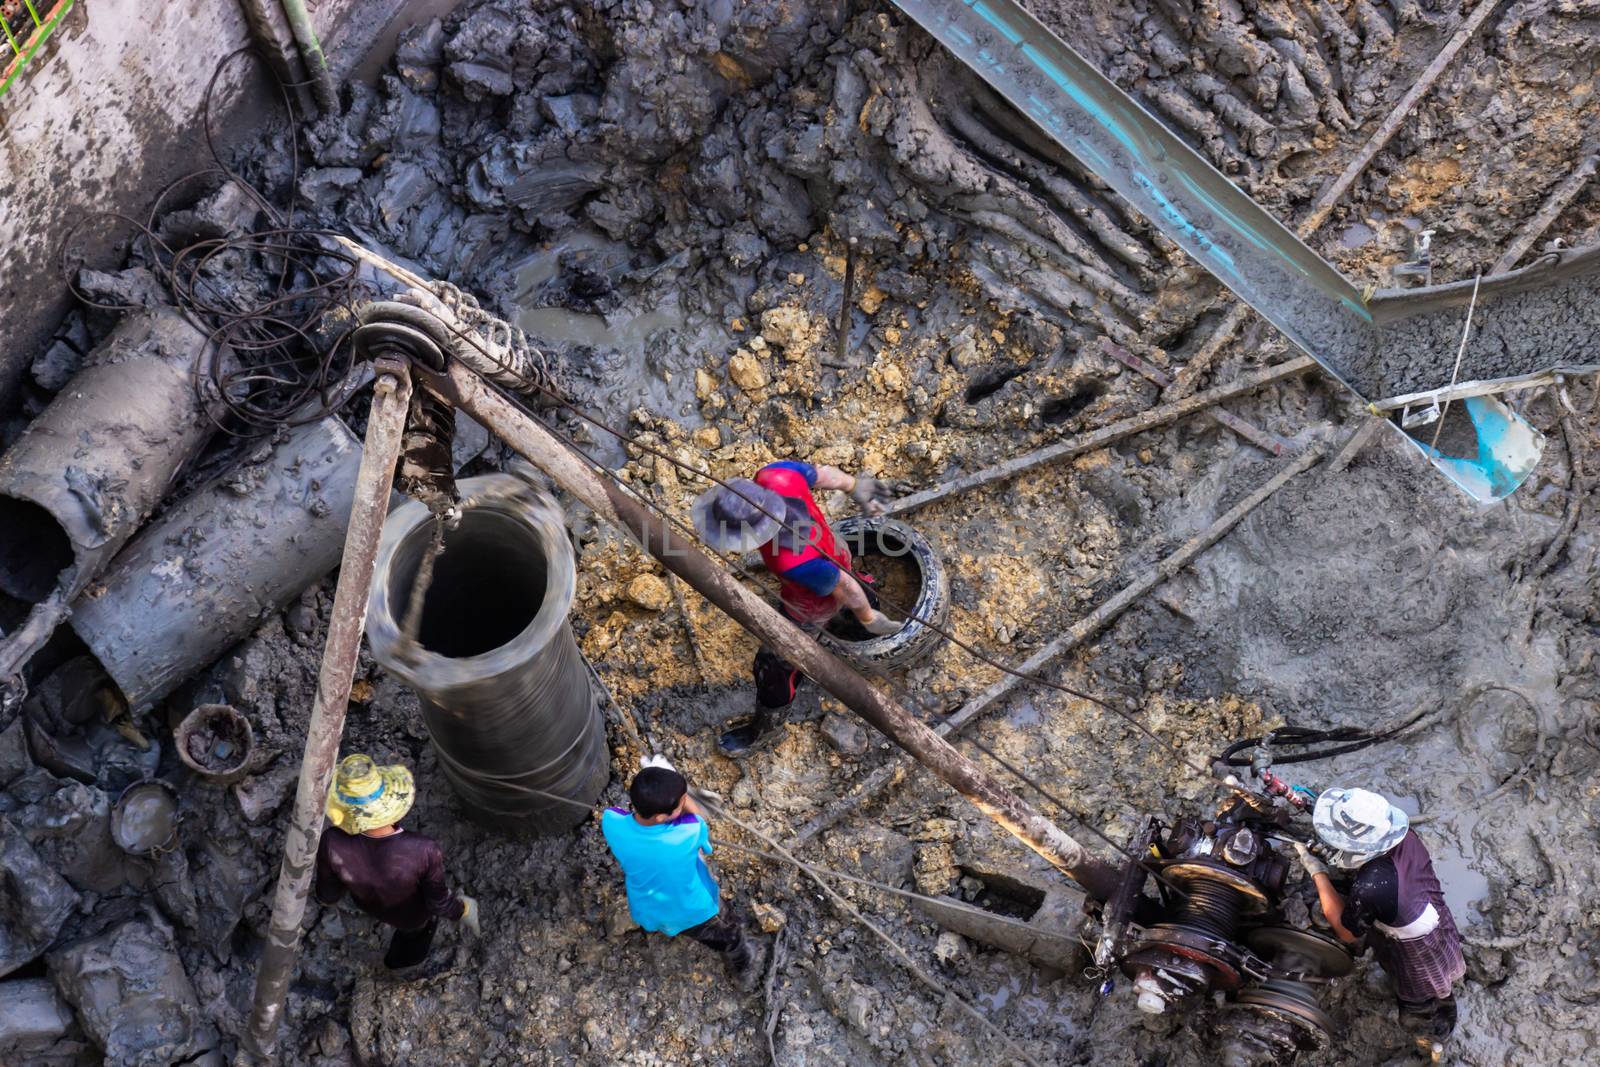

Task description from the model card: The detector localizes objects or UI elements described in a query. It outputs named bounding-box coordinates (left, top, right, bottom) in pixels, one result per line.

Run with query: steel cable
left=57, top=48, right=369, bottom=436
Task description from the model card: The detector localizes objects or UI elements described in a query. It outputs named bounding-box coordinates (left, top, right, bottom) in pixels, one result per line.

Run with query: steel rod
left=239, top=365, right=412, bottom=1063
left=885, top=356, right=1315, bottom=515
left=1491, top=150, right=1600, bottom=275
left=434, top=361, right=1123, bottom=902
left=793, top=443, right=1327, bottom=847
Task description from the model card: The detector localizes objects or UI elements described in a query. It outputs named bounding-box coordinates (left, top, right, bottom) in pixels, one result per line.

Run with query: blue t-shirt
left=600, top=808, right=720, bottom=935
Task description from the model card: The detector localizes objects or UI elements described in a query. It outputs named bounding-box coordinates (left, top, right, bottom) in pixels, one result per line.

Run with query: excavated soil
left=3, top=0, right=1598, bottom=1065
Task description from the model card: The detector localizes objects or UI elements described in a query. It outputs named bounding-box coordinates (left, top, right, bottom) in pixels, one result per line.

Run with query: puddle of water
left=517, top=304, right=688, bottom=352
left=1006, top=699, right=1041, bottom=727
left=1391, top=794, right=1491, bottom=922
left=977, top=974, right=1020, bottom=1013
left=510, top=230, right=619, bottom=298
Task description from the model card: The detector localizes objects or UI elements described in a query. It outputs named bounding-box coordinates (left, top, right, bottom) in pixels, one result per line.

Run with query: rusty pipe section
left=366, top=473, right=608, bottom=834
left=0, top=309, right=228, bottom=605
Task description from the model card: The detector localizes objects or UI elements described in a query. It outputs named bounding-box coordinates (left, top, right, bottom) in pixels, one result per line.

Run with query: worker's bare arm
left=1311, top=872, right=1359, bottom=944
left=812, top=465, right=856, bottom=492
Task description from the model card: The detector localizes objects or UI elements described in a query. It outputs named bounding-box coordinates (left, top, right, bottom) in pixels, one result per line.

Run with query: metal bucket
left=366, top=474, right=609, bottom=834
left=110, top=780, right=180, bottom=857
left=173, top=704, right=255, bottom=786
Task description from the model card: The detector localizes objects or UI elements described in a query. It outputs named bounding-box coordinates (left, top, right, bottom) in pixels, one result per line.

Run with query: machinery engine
left=1105, top=803, right=1354, bottom=1067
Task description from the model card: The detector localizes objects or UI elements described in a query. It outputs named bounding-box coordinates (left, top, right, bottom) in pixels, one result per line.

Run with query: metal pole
left=275, top=0, right=338, bottom=114
left=239, top=362, right=412, bottom=1063
left=433, top=361, right=1123, bottom=902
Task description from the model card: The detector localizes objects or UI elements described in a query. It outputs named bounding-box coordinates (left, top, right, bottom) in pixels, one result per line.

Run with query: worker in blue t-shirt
left=600, top=757, right=764, bottom=989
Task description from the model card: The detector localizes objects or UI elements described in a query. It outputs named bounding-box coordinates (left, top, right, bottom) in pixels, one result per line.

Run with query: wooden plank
left=1100, top=338, right=1292, bottom=456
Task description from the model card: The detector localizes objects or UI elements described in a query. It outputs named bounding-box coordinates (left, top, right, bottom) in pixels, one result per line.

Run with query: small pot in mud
left=174, top=703, right=255, bottom=785
left=110, top=780, right=180, bottom=857
left=821, top=516, right=950, bottom=671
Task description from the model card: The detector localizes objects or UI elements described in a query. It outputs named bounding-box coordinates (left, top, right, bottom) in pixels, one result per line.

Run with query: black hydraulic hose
left=1216, top=708, right=1433, bottom=768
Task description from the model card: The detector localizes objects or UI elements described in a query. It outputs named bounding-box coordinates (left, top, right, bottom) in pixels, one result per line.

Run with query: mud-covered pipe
left=276, top=0, right=338, bottom=114
left=69, top=416, right=365, bottom=712
left=433, top=361, right=1123, bottom=901
left=366, top=473, right=608, bottom=834
left=0, top=309, right=228, bottom=605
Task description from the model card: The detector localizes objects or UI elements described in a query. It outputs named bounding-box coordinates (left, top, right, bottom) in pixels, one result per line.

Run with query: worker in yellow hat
left=314, top=754, right=479, bottom=971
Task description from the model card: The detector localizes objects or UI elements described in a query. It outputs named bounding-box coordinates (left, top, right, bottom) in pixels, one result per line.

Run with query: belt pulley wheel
left=1160, top=860, right=1273, bottom=914
left=1230, top=979, right=1334, bottom=1048
left=1245, top=925, right=1355, bottom=978
left=1124, top=924, right=1248, bottom=989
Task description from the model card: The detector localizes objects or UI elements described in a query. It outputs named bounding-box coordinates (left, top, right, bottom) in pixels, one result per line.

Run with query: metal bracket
left=1399, top=397, right=1441, bottom=429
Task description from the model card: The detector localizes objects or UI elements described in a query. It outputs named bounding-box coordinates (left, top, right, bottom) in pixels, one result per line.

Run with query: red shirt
left=754, top=461, right=852, bottom=625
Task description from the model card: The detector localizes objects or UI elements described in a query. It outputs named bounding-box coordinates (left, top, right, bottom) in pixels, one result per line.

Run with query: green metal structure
left=0, top=0, right=73, bottom=101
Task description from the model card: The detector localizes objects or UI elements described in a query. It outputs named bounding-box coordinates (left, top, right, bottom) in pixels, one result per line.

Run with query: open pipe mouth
left=826, top=526, right=927, bottom=643
left=367, top=473, right=605, bottom=834
left=0, top=496, right=74, bottom=604
left=387, top=509, right=551, bottom=660
left=369, top=475, right=577, bottom=685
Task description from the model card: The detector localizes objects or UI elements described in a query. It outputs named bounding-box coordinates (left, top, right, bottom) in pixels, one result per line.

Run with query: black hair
left=630, top=767, right=688, bottom=818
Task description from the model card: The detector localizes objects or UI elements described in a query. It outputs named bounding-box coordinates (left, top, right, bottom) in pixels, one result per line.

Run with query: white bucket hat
left=1312, top=787, right=1409, bottom=869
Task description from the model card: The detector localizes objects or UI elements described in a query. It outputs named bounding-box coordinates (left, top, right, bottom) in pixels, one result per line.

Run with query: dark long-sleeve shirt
left=314, top=827, right=465, bottom=931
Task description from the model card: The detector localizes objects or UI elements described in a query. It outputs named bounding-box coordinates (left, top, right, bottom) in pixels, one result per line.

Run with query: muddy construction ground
left=3, top=0, right=1599, bottom=1065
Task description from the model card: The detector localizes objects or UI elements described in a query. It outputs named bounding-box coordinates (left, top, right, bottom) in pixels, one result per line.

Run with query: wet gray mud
left=4, top=0, right=1599, bottom=1065
left=1356, top=250, right=1600, bottom=398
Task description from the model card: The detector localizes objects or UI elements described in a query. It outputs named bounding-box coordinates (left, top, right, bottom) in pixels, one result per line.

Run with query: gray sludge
left=367, top=474, right=609, bottom=834
left=1361, top=244, right=1600, bottom=400
left=70, top=416, right=365, bottom=712
left=0, top=309, right=229, bottom=604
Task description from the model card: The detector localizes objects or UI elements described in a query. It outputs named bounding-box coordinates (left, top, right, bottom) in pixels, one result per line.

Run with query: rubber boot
left=718, top=708, right=774, bottom=757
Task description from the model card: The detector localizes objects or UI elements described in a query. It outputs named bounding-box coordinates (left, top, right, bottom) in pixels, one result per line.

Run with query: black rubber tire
left=819, top=516, right=950, bottom=671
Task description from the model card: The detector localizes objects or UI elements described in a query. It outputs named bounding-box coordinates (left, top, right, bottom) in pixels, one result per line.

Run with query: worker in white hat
left=315, top=754, right=479, bottom=971
left=1289, top=786, right=1465, bottom=1060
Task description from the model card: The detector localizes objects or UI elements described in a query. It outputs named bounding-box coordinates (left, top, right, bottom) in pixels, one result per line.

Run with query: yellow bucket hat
left=326, top=754, right=415, bottom=833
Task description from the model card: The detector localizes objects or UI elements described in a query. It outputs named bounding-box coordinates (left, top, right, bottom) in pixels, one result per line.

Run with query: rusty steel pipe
left=240, top=364, right=412, bottom=1063
left=430, top=361, right=1122, bottom=902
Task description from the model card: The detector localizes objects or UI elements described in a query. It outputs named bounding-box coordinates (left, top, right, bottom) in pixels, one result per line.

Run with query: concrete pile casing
left=0, top=309, right=228, bottom=605
left=69, top=416, right=366, bottom=711
left=366, top=473, right=609, bottom=834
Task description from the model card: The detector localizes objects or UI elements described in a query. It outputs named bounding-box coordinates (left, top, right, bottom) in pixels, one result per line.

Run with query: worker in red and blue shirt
left=692, top=460, right=899, bottom=753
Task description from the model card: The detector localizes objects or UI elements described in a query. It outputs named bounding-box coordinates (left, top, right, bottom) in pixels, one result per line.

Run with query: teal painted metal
left=0, top=0, right=73, bottom=100
left=1405, top=395, right=1545, bottom=503
left=893, top=0, right=1600, bottom=499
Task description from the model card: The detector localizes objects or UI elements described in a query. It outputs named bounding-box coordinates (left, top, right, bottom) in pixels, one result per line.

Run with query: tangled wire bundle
left=60, top=49, right=370, bottom=435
